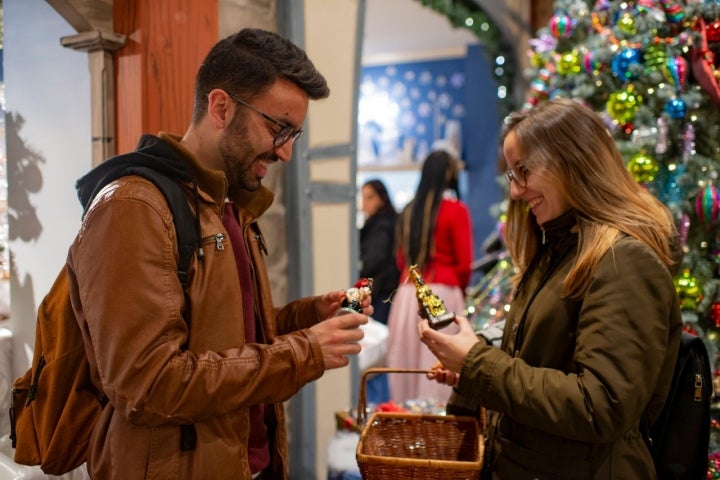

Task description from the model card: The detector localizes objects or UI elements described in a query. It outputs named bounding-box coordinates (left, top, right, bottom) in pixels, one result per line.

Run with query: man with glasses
left=68, top=28, right=369, bottom=479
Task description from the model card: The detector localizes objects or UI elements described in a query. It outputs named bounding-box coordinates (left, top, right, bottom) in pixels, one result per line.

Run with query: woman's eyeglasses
left=227, top=93, right=303, bottom=148
left=504, top=163, right=527, bottom=187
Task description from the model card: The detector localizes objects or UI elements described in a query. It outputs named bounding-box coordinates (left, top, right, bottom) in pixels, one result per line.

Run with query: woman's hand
left=418, top=315, right=480, bottom=373
left=427, top=361, right=460, bottom=386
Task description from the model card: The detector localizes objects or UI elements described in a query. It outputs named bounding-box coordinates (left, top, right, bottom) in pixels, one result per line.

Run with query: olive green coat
left=454, top=211, right=682, bottom=479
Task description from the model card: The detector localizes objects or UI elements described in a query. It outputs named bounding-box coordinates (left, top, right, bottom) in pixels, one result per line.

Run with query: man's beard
left=218, top=115, right=275, bottom=192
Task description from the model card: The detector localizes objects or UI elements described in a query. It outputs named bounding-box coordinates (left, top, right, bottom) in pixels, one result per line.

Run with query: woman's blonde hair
left=502, top=98, right=677, bottom=298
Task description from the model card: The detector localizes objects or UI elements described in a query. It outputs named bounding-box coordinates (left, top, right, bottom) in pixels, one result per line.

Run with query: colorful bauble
left=664, top=98, right=687, bottom=119
left=659, top=0, right=684, bottom=23
left=663, top=56, right=688, bottom=91
left=582, top=50, right=601, bottom=75
left=627, top=152, right=659, bottom=183
left=612, top=48, right=643, bottom=81
left=637, top=0, right=666, bottom=21
left=606, top=88, right=643, bottom=123
left=674, top=269, right=703, bottom=311
left=549, top=12, right=575, bottom=39
left=695, top=183, right=720, bottom=228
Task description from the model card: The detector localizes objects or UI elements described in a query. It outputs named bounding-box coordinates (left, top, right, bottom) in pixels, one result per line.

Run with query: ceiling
left=361, top=0, right=480, bottom=65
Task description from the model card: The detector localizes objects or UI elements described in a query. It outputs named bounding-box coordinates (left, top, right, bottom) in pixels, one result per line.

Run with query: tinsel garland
left=414, top=0, right=517, bottom=118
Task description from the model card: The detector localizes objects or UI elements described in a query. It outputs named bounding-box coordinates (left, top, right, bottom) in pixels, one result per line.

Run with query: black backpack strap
left=79, top=152, right=200, bottom=453
left=121, top=166, right=197, bottom=288
left=120, top=166, right=199, bottom=453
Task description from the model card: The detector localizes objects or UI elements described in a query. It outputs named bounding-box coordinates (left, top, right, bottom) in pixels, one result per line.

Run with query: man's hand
left=316, top=289, right=374, bottom=318
left=316, top=290, right=346, bottom=319
left=310, top=312, right=368, bottom=369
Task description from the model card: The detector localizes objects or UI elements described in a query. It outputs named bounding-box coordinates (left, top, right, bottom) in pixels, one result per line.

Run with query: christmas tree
left=467, top=0, right=720, bottom=473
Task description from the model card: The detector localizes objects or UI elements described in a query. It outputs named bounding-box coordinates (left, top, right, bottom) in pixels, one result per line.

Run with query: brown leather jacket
left=68, top=133, right=326, bottom=479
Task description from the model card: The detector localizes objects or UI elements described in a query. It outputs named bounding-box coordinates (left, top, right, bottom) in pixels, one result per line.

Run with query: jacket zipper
left=254, top=232, right=268, bottom=255
left=513, top=250, right=564, bottom=356
left=200, top=233, right=226, bottom=251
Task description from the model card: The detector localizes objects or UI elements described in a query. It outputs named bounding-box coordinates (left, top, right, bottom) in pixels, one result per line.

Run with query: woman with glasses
left=417, top=98, right=682, bottom=479
left=386, top=148, right=473, bottom=405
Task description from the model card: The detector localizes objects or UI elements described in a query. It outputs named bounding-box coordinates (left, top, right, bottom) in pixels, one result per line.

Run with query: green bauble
left=627, top=151, right=660, bottom=183
left=530, top=52, right=545, bottom=68
left=557, top=51, right=581, bottom=76
left=617, top=12, right=637, bottom=35
left=674, top=269, right=704, bottom=311
left=606, top=88, right=642, bottom=123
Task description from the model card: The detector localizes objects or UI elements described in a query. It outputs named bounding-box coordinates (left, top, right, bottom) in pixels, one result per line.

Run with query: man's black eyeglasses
left=227, top=93, right=303, bottom=148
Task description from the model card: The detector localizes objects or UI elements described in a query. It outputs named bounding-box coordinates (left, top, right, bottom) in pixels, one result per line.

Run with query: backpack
left=644, top=331, right=712, bottom=480
left=9, top=159, right=198, bottom=475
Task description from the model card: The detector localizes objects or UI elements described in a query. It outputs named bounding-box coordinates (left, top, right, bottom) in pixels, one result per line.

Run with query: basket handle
left=356, top=367, right=440, bottom=425
left=355, top=367, right=488, bottom=434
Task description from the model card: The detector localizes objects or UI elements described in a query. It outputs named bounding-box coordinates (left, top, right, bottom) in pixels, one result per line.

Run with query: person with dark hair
left=67, top=28, right=369, bottom=479
left=385, top=149, right=473, bottom=403
left=359, top=179, right=399, bottom=325
left=418, top=98, right=682, bottom=479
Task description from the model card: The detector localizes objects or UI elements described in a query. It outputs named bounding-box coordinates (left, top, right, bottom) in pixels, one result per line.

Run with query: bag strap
left=120, top=165, right=197, bottom=288
left=87, top=162, right=200, bottom=452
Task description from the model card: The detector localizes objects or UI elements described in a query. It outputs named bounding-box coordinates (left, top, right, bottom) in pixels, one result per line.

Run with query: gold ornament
left=409, top=265, right=456, bottom=330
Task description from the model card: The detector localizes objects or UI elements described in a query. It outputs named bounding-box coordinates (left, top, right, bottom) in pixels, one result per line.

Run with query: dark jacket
left=452, top=211, right=682, bottom=479
left=360, top=211, right=399, bottom=300
left=69, top=133, right=327, bottom=479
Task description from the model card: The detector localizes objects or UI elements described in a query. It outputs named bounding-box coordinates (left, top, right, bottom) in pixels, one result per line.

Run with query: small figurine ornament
left=408, top=265, right=455, bottom=330
left=336, top=278, right=373, bottom=315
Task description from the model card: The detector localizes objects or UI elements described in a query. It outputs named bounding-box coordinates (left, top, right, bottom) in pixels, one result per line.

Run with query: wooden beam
left=47, top=0, right=127, bottom=164
left=113, top=0, right=219, bottom=153
left=45, top=0, right=95, bottom=32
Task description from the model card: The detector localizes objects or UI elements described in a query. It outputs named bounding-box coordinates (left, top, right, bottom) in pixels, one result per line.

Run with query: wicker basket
left=355, top=368, right=485, bottom=480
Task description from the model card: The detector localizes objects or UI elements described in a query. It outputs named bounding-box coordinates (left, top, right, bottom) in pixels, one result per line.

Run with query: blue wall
left=358, top=47, right=503, bottom=260
left=359, top=59, right=466, bottom=166
left=464, top=44, right=503, bottom=255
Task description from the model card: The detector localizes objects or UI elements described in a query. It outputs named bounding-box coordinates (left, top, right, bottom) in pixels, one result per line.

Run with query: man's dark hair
left=192, top=28, right=330, bottom=123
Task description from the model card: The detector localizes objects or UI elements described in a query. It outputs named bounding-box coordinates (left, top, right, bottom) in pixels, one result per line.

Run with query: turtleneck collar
left=540, top=209, right=577, bottom=251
